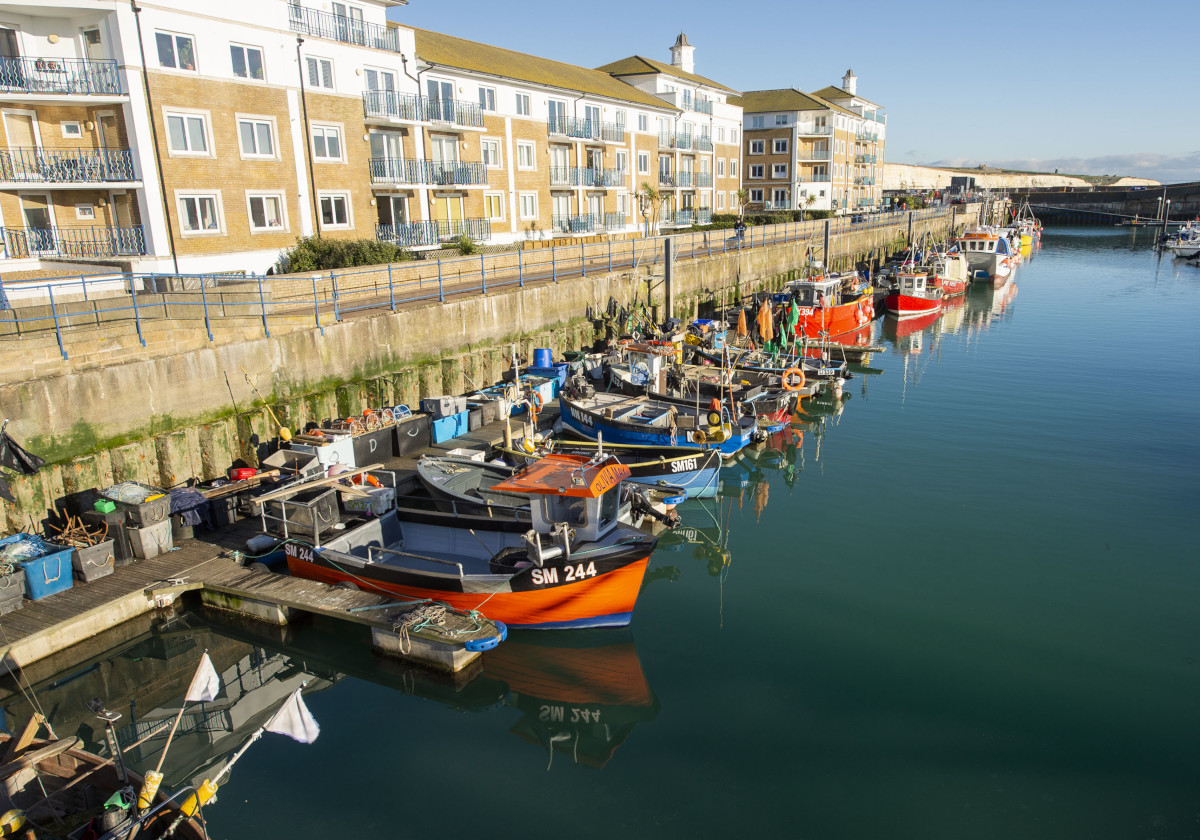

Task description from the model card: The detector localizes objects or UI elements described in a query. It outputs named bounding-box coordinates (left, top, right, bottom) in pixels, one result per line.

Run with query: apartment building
left=597, top=34, right=743, bottom=224
left=741, top=70, right=886, bottom=215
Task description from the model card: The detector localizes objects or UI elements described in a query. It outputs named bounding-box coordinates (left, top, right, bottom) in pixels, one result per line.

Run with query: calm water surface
left=19, top=229, right=1200, bottom=838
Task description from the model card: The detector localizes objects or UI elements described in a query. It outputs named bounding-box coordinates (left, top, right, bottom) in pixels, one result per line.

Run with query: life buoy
left=706, top=410, right=722, bottom=426
left=781, top=367, right=806, bottom=391
left=531, top=392, right=544, bottom=412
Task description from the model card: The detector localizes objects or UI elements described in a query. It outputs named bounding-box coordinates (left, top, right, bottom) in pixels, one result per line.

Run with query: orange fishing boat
left=783, top=274, right=875, bottom=340
left=285, top=453, right=656, bottom=629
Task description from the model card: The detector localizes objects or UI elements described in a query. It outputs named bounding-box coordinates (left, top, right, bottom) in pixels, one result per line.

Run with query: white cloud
left=924, top=152, right=1199, bottom=185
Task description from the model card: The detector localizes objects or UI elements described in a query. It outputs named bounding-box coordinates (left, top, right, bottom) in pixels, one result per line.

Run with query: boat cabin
left=619, top=342, right=676, bottom=392
left=957, top=230, right=1012, bottom=256
left=788, top=276, right=842, bottom=307
left=490, top=453, right=630, bottom=544
left=897, top=272, right=939, bottom=299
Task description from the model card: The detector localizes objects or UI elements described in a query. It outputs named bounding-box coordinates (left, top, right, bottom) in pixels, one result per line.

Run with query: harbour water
left=10, top=227, right=1200, bottom=838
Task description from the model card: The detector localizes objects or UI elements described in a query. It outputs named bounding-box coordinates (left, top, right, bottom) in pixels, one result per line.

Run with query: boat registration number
left=569, top=407, right=594, bottom=427
left=540, top=704, right=602, bottom=724
left=284, top=543, right=314, bottom=563
left=531, top=561, right=597, bottom=586
left=797, top=307, right=815, bottom=316
left=670, top=457, right=699, bottom=473
left=675, top=528, right=701, bottom=542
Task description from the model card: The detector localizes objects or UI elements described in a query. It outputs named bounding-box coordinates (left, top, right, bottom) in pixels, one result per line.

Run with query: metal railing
left=0, top=147, right=136, bottom=183
left=658, top=172, right=678, bottom=188
left=603, top=212, right=626, bottom=231
left=858, top=130, right=879, bottom=142
left=368, top=157, right=419, bottom=184
left=695, top=172, right=713, bottom=188
left=690, top=99, right=713, bottom=115
left=855, top=153, right=877, bottom=164
left=552, top=214, right=596, bottom=234
left=799, top=149, right=831, bottom=161
left=694, top=136, right=713, bottom=152
left=550, top=167, right=626, bottom=187
left=369, top=158, right=486, bottom=185
left=546, top=116, right=623, bottom=142
left=660, top=133, right=694, bottom=151
left=2, top=225, right=145, bottom=260
left=798, top=174, right=832, bottom=183
left=674, top=172, right=695, bottom=188
left=425, top=97, right=485, bottom=128
left=0, top=56, right=123, bottom=95
left=287, top=3, right=400, bottom=51
left=362, top=90, right=428, bottom=122
left=855, top=176, right=876, bottom=186
left=797, top=124, right=832, bottom=135
left=0, top=206, right=962, bottom=359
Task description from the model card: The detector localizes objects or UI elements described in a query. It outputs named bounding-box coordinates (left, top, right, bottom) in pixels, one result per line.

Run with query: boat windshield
left=599, top=486, right=619, bottom=530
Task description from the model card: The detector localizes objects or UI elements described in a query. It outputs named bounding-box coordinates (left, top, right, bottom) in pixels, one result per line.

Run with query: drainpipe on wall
left=296, top=37, right=320, bottom=238
left=130, top=1, right=179, bottom=274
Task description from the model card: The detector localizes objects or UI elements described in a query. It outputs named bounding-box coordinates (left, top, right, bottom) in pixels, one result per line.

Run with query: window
left=749, top=164, right=764, bottom=179
left=731, top=128, right=739, bottom=144
left=156, top=31, right=195, bottom=71
left=312, top=125, right=342, bottom=161
left=716, top=158, right=725, bottom=177
left=178, top=194, right=221, bottom=233
left=515, top=92, right=530, bottom=116
left=305, top=56, right=333, bottom=89
left=61, top=121, right=82, bottom=139
left=773, top=188, right=788, bottom=204
left=775, top=114, right=787, bottom=126
left=75, top=204, right=95, bottom=220
left=364, top=67, right=395, bottom=92
left=237, top=118, right=275, bottom=158
left=481, top=138, right=501, bottom=168
left=478, top=86, right=495, bottom=111
left=749, top=189, right=763, bottom=202
left=616, top=150, right=627, bottom=174
left=772, top=163, right=788, bottom=179
left=749, top=139, right=764, bottom=155
left=484, top=193, right=504, bottom=220
left=638, top=151, right=649, bottom=174
left=729, top=160, right=738, bottom=178
left=248, top=194, right=285, bottom=230
left=318, top=193, right=350, bottom=227
left=230, top=44, right=264, bottom=80
left=519, top=192, right=537, bottom=220
left=615, top=110, right=626, bottom=129
left=165, top=111, right=209, bottom=154
left=730, top=190, right=738, bottom=208
left=750, top=116, right=764, bottom=129
left=637, top=113, right=648, bottom=132
left=516, top=141, right=535, bottom=169
left=717, top=126, right=725, bottom=143
left=716, top=192, right=724, bottom=210
left=773, top=138, right=788, bottom=154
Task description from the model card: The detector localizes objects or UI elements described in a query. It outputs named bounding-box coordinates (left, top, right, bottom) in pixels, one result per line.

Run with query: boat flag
left=264, top=688, right=320, bottom=744
left=185, top=652, right=221, bottom=703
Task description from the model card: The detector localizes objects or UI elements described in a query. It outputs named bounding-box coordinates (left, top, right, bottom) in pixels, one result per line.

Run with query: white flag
left=264, top=689, right=320, bottom=744
left=184, top=653, right=221, bottom=703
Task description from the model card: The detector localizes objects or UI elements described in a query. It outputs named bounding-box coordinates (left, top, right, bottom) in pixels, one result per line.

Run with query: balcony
left=287, top=4, right=400, bottom=52
left=603, top=212, right=626, bottom=231
left=799, top=149, right=831, bottom=161
left=414, top=160, right=488, bottom=186
left=363, top=90, right=429, bottom=123
left=0, top=147, right=137, bottom=184
left=553, top=214, right=596, bottom=234
left=857, top=129, right=879, bottom=142
left=547, top=116, right=623, bottom=142
left=797, top=124, right=832, bottom=136
left=659, top=133, right=694, bottom=151
left=0, top=57, right=123, bottom=96
left=549, top=167, right=626, bottom=188
left=368, top=157, right=419, bottom=185
left=674, top=172, right=694, bottom=188
left=658, top=172, right=678, bottom=188
left=376, top=218, right=491, bottom=248
left=855, top=153, right=877, bottom=164
left=694, top=172, right=713, bottom=188
left=798, top=174, right=832, bottom=183
left=2, top=225, right=145, bottom=259
left=855, top=176, right=876, bottom=186
left=761, top=201, right=791, bottom=211
left=694, top=136, right=713, bottom=152
left=425, top=98, right=485, bottom=129
left=667, top=208, right=711, bottom=226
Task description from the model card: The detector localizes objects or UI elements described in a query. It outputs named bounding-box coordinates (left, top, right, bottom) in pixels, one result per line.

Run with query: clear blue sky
left=390, top=0, right=1198, bottom=184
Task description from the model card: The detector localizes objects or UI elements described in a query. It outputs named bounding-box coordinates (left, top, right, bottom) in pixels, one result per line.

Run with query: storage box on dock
left=431, top=410, right=470, bottom=443
left=208, top=495, right=241, bottom=528
left=0, top=570, right=26, bottom=614
left=73, top=540, right=115, bottom=583
left=445, top=448, right=486, bottom=462
left=527, top=363, right=569, bottom=391
left=0, top=535, right=75, bottom=601
left=421, top=396, right=468, bottom=419
left=289, top=432, right=356, bottom=473
left=264, top=488, right=339, bottom=539
left=127, top=519, right=173, bottom=560
left=393, top=413, right=431, bottom=457
left=467, top=399, right=500, bottom=427
left=352, top=427, right=396, bottom=465
left=82, top=509, right=134, bottom=565
left=342, top=486, right=396, bottom=516
left=99, top=482, right=170, bottom=527
left=263, top=449, right=322, bottom=481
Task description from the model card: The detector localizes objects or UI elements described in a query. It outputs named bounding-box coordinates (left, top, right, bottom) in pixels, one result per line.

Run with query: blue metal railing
left=369, top=158, right=486, bottom=185
left=552, top=214, right=595, bottom=233
left=800, top=150, right=831, bottom=161
left=0, top=147, right=136, bottom=183
left=547, top=116, right=623, bottom=142
left=694, top=136, right=713, bottom=152
left=0, top=56, right=123, bottom=95
left=2, top=225, right=145, bottom=259
left=695, top=172, right=713, bottom=188
left=691, top=99, right=714, bottom=115
left=368, top=157, right=418, bottom=184
left=658, top=172, right=678, bottom=188
left=660, top=133, right=693, bottom=151
left=856, top=153, right=878, bottom=164
left=675, top=172, right=694, bottom=188
left=424, top=98, right=484, bottom=128
left=552, top=168, right=625, bottom=187
left=362, top=90, right=428, bottom=122
left=287, top=4, right=399, bottom=51
left=603, top=213, right=626, bottom=231
left=376, top=218, right=491, bottom=246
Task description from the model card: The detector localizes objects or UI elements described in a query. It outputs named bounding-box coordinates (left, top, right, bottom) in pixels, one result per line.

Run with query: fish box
left=82, top=509, right=134, bottom=564
left=421, top=396, right=468, bottom=419
left=208, top=495, right=241, bottom=528
left=170, top=511, right=195, bottom=543
left=445, top=448, right=486, bottom=462
left=99, top=482, right=170, bottom=527
left=264, top=488, right=339, bottom=539
left=15, top=545, right=75, bottom=601
left=431, top=410, right=469, bottom=444
left=126, top=519, right=174, bottom=560
left=342, top=486, right=396, bottom=516
left=393, top=413, right=432, bottom=456
left=352, top=427, right=396, bottom=466
left=72, top=540, right=116, bottom=582
left=467, top=407, right=482, bottom=431
left=0, top=571, right=26, bottom=614
left=467, top=400, right=499, bottom=426
left=289, top=433, right=356, bottom=473
left=262, top=448, right=322, bottom=481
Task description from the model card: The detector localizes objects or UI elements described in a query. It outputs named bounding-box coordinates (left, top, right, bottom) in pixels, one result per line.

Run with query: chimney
left=842, top=68, right=857, bottom=95
left=670, top=32, right=695, bottom=74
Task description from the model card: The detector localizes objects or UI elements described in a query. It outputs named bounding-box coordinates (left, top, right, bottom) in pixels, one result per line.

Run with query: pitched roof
left=410, top=29, right=677, bottom=111
left=595, top=55, right=737, bottom=94
left=812, top=84, right=882, bottom=108
left=740, top=88, right=856, bottom=116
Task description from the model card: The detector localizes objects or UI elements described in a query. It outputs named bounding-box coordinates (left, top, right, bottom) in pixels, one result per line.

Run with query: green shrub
left=278, top=236, right=413, bottom=273
left=453, top=234, right=480, bottom=255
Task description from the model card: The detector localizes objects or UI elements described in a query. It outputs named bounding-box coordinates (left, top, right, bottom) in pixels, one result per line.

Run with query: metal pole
left=129, top=276, right=146, bottom=347
left=518, top=247, right=524, bottom=287
left=311, top=274, right=323, bottom=335
left=331, top=271, right=340, bottom=320
left=551, top=244, right=557, bottom=282
left=437, top=259, right=444, bottom=302
left=608, top=238, right=612, bottom=273
left=480, top=251, right=486, bottom=293
left=48, top=284, right=67, bottom=360
left=257, top=275, right=270, bottom=337
left=580, top=241, right=586, bottom=277
left=387, top=263, right=395, bottom=311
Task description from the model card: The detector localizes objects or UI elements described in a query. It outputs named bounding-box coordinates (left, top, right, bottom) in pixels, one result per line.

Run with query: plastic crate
left=4, top=537, right=75, bottom=601
left=421, top=396, right=468, bottom=419
left=264, top=488, right=339, bottom=539
left=431, top=411, right=469, bottom=443
left=0, top=572, right=26, bottom=614
left=73, top=540, right=115, bottom=582
left=81, top=509, right=134, bottom=563
left=126, top=520, right=173, bottom=560
left=98, top=482, right=170, bottom=527
left=393, top=413, right=432, bottom=456
left=263, top=448, right=322, bottom=481
left=342, top=486, right=396, bottom=516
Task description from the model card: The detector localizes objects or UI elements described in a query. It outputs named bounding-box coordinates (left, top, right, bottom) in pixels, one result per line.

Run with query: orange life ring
left=781, top=367, right=806, bottom=391
left=531, top=391, right=544, bottom=412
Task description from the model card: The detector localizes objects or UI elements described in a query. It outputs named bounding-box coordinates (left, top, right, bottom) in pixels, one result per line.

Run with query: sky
left=389, top=0, right=1198, bottom=184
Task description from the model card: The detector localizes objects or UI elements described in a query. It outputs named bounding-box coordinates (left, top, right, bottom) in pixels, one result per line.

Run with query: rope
left=390, top=602, right=447, bottom=655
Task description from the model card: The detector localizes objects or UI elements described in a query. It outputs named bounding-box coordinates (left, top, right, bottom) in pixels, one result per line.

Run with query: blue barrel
left=532, top=348, right=552, bottom=368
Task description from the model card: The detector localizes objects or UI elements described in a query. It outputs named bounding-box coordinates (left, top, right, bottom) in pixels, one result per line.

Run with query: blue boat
left=558, top=390, right=758, bottom=458
left=540, top=438, right=722, bottom=500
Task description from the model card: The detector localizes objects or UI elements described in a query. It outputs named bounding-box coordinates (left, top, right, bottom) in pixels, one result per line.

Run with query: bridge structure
left=1009, top=182, right=1200, bottom=226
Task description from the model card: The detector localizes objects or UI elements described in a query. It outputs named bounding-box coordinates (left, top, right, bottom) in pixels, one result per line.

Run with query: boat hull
left=550, top=441, right=721, bottom=499
left=882, top=292, right=942, bottom=318
left=559, top=395, right=753, bottom=457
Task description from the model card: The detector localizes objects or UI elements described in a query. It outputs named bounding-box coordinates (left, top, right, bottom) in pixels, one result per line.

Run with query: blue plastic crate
left=431, top=410, right=470, bottom=443
left=0, top=534, right=75, bottom=601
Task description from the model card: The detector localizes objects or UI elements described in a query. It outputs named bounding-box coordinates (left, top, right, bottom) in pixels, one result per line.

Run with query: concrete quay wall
left=0, top=209, right=966, bottom=531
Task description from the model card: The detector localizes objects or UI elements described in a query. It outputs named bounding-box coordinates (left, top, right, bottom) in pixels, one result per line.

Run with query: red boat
left=784, top=274, right=875, bottom=340
left=927, top=250, right=970, bottom=297
left=882, top=269, right=943, bottom=318
left=285, top=453, right=656, bottom=629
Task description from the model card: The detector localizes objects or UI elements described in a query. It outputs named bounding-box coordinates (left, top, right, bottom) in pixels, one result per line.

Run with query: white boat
left=1164, top=222, right=1200, bottom=259
left=955, top=226, right=1018, bottom=287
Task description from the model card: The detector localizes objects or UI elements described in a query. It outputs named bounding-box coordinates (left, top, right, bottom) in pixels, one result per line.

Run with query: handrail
left=287, top=3, right=400, bottom=52
left=0, top=56, right=123, bottom=95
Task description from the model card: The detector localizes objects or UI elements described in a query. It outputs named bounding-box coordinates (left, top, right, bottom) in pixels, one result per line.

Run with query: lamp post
left=1156, top=196, right=1163, bottom=225
left=1165, top=199, right=1171, bottom=227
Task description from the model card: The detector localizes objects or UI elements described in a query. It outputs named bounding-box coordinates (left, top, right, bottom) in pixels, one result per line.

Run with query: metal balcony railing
left=695, top=172, right=713, bottom=188
left=658, top=172, right=677, bottom=188
left=603, top=212, right=626, bottom=231
left=414, top=160, right=488, bottom=186
left=0, top=56, right=123, bottom=96
left=549, top=168, right=626, bottom=188
left=287, top=4, right=400, bottom=51
left=376, top=218, right=491, bottom=247
left=425, top=97, right=485, bottom=128
left=855, top=153, right=878, bottom=164
left=368, top=157, right=420, bottom=184
left=799, top=174, right=832, bottom=183
left=855, top=176, right=876, bottom=185
left=761, top=201, right=791, bottom=211
left=363, top=90, right=429, bottom=122
left=675, top=172, right=694, bottom=188
left=797, top=124, right=832, bottom=136
left=857, top=129, right=879, bottom=142
left=2, top=225, right=145, bottom=259
left=659, top=133, right=694, bottom=151
left=546, top=116, right=622, bottom=142
left=800, top=149, right=831, bottom=161
left=691, top=99, right=714, bottom=115
left=695, top=208, right=712, bottom=225
left=694, top=136, right=713, bottom=152
left=0, top=147, right=137, bottom=183
left=552, top=214, right=596, bottom=233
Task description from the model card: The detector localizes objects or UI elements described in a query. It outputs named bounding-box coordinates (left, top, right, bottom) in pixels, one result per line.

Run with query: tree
left=736, top=188, right=749, bottom=218
left=638, top=181, right=664, bottom=235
